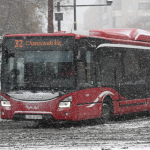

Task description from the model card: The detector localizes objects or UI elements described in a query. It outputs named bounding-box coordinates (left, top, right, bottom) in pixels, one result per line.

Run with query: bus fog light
left=2, top=111, right=4, bottom=115
left=65, top=112, right=69, bottom=116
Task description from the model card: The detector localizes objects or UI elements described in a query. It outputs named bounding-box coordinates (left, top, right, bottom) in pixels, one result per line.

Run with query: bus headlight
left=1, top=101, right=11, bottom=107
left=1, top=96, right=11, bottom=107
left=59, top=96, right=72, bottom=108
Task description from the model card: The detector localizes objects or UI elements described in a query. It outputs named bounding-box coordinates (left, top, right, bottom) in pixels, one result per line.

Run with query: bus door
left=119, top=48, right=147, bottom=113
left=76, top=48, right=100, bottom=120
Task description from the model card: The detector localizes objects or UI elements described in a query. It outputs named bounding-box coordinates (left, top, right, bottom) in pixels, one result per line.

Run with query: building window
left=103, top=6, right=107, bottom=14
left=113, top=17, right=116, bottom=27
left=103, top=19, right=108, bottom=26
left=128, top=16, right=134, bottom=23
left=139, top=3, right=150, bottom=10
left=139, top=16, right=150, bottom=22
left=113, top=0, right=121, bottom=10
left=128, top=4, right=133, bottom=11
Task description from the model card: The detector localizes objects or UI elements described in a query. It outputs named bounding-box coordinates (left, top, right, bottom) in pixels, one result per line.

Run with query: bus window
left=101, top=57, right=116, bottom=85
left=8, top=58, right=14, bottom=72
left=123, top=50, right=140, bottom=83
left=17, top=58, right=25, bottom=86
left=120, top=49, right=147, bottom=100
left=59, top=62, right=73, bottom=78
left=96, top=49, right=121, bottom=87
left=46, top=62, right=57, bottom=79
left=77, top=50, right=94, bottom=86
left=8, top=58, right=15, bottom=88
left=3, top=49, right=74, bottom=91
left=25, top=62, right=33, bottom=83
left=77, top=62, right=86, bottom=83
left=86, top=51, right=93, bottom=84
left=122, top=49, right=148, bottom=85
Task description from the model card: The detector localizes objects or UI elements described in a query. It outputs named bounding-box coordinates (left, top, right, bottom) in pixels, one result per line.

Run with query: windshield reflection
left=5, top=50, right=74, bottom=92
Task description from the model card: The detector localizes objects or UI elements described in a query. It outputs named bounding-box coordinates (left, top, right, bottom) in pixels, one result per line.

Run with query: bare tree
left=0, top=0, right=42, bottom=34
left=0, top=0, right=72, bottom=35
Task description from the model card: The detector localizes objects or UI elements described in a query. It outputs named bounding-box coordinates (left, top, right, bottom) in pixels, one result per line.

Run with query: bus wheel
left=147, top=110, right=150, bottom=116
left=101, top=103, right=111, bottom=124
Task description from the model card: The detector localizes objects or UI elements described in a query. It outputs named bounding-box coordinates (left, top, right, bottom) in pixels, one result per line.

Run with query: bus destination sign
left=15, top=39, right=63, bottom=48
left=5, top=36, right=74, bottom=51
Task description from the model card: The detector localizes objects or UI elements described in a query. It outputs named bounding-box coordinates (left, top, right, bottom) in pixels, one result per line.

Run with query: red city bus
left=1, top=28, right=150, bottom=124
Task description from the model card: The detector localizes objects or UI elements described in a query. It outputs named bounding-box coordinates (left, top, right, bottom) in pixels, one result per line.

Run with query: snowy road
left=0, top=114, right=150, bottom=150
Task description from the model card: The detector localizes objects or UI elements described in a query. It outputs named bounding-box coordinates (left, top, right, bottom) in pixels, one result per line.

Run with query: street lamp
left=107, top=0, right=113, bottom=5
left=55, top=2, right=63, bottom=31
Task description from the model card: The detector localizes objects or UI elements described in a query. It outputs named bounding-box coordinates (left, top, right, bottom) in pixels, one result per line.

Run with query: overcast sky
left=76, top=0, right=97, bottom=24
left=54, top=0, right=97, bottom=31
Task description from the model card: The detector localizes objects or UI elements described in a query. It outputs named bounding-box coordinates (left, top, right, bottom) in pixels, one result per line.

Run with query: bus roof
left=89, top=28, right=150, bottom=42
left=4, top=32, right=88, bottom=40
left=4, top=28, right=150, bottom=43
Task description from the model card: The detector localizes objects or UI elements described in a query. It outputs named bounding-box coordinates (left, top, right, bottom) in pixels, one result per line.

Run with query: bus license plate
left=25, top=115, right=42, bottom=120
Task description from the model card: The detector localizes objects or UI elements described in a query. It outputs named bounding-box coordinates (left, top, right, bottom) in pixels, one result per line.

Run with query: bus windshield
left=2, top=36, right=75, bottom=93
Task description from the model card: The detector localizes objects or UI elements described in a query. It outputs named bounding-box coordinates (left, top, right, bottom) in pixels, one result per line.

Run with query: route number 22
left=15, top=40, right=23, bottom=48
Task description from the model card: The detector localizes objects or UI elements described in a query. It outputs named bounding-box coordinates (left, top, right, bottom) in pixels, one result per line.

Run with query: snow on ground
left=0, top=146, right=150, bottom=150
left=1, top=115, right=150, bottom=150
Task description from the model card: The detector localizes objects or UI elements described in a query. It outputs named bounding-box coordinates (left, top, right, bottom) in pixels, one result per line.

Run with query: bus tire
left=147, top=110, right=150, bottom=116
left=95, top=103, right=111, bottom=124
left=101, top=103, right=111, bottom=124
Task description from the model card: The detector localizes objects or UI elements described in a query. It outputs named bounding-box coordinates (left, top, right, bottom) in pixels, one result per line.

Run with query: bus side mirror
left=77, top=47, right=86, bottom=62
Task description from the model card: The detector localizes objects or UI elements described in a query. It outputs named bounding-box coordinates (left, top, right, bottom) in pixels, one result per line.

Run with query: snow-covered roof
left=89, top=28, right=150, bottom=42
left=4, top=28, right=150, bottom=43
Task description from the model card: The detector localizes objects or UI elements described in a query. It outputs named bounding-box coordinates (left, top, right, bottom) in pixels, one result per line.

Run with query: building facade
left=84, top=0, right=150, bottom=30
left=83, top=0, right=102, bottom=30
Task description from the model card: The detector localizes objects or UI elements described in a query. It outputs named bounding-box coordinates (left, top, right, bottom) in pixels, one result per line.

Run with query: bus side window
left=101, top=57, right=116, bottom=85
left=96, top=49, right=122, bottom=87
left=77, top=50, right=93, bottom=85
left=86, top=51, right=93, bottom=84
left=116, top=52, right=123, bottom=83
left=146, top=54, right=150, bottom=85
left=123, top=50, right=140, bottom=83
left=96, top=62, right=102, bottom=86
left=77, top=62, right=86, bottom=83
